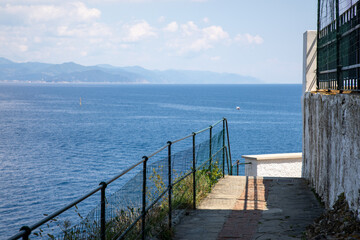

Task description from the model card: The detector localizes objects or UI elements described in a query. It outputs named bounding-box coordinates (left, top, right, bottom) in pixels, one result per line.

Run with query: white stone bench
left=242, top=153, right=302, bottom=178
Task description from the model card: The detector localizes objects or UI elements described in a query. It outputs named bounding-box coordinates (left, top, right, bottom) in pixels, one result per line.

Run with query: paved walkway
left=173, top=176, right=324, bottom=240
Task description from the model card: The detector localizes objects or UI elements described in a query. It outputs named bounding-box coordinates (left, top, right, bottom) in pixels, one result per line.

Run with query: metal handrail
left=172, top=133, right=193, bottom=144
left=147, top=144, right=168, bottom=159
left=231, top=160, right=252, bottom=176
left=194, top=118, right=223, bottom=135
left=8, top=118, right=233, bottom=240
left=8, top=184, right=103, bottom=240
left=107, top=160, right=144, bottom=185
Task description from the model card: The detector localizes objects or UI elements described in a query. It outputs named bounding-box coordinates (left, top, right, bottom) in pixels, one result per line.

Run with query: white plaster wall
left=245, top=159, right=302, bottom=178
left=302, top=31, right=317, bottom=94
left=303, top=92, right=360, bottom=218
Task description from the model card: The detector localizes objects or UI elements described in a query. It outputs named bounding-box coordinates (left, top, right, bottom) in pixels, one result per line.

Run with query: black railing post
left=20, top=226, right=31, bottom=240
left=167, top=141, right=172, bottom=230
left=224, top=118, right=232, bottom=174
left=209, top=125, right=212, bottom=177
left=222, top=119, right=225, bottom=177
left=336, top=0, right=342, bottom=92
left=142, top=156, right=148, bottom=240
left=192, top=133, right=196, bottom=209
left=236, top=160, right=240, bottom=176
left=99, top=182, right=107, bottom=240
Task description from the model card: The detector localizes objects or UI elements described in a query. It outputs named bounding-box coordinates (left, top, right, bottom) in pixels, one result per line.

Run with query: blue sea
left=0, top=84, right=302, bottom=238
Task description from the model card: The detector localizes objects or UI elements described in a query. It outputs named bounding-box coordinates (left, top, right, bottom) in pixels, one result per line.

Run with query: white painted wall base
left=243, top=153, right=302, bottom=178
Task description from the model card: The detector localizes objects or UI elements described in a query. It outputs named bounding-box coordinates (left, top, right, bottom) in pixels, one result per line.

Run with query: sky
left=0, top=0, right=317, bottom=83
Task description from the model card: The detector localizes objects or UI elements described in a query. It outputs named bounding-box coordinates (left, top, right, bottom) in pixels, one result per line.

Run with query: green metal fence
left=8, top=118, right=233, bottom=240
left=317, top=0, right=360, bottom=91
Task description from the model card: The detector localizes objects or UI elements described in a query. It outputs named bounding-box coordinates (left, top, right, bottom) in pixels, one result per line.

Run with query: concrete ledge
left=242, top=153, right=302, bottom=161
left=243, top=153, right=302, bottom=178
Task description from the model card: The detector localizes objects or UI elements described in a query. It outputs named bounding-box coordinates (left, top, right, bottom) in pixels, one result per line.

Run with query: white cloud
left=0, top=2, right=159, bottom=63
left=188, top=38, right=211, bottom=52
left=0, top=1, right=252, bottom=70
left=164, top=21, right=178, bottom=32
left=90, top=0, right=209, bottom=2
left=180, top=21, right=198, bottom=36
left=158, top=16, right=166, bottom=23
left=33, top=37, right=42, bottom=43
left=1, top=5, right=62, bottom=22
left=234, top=33, right=264, bottom=45
left=0, top=2, right=101, bottom=24
left=210, top=56, right=220, bottom=61
left=166, top=22, right=229, bottom=55
left=18, top=44, right=28, bottom=52
left=72, top=2, right=101, bottom=21
left=56, top=22, right=111, bottom=37
left=0, top=2, right=115, bottom=63
left=1, top=0, right=209, bottom=4
left=123, top=20, right=157, bottom=42
left=203, top=26, right=228, bottom=41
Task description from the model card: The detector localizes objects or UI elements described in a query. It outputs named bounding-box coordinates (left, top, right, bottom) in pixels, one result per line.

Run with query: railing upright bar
left=222, top=119, right=225, bottom=177
left=226, top=146, right=230, bottom=174
left=167, top=141, right=172, bottom=229
left=192, top=133, right=196, bottom=210
left=99, top=182, right=107, bottom=240
left=223, top=146, right=230, bottom=175
left=20, top=226, right=30, bottom=240
left=209, top=125, right=212, bottom=177
left=236, top=160, right=240, bottom=176
left=224, top=118, right=232, bottom=174
left=142, top=156, right=148, bottom=240
left=336, top=0, right=342, bottom=92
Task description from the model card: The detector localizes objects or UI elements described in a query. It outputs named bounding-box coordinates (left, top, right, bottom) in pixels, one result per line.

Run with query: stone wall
left=302, top=92, right=360, bottom=218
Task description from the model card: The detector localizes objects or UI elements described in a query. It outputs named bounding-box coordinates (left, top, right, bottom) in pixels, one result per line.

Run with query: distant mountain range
left=0, top=57, right=261, bottom=84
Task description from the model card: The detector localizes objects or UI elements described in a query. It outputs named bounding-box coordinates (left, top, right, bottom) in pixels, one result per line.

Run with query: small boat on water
left=236, top=106, right=240, bottom=110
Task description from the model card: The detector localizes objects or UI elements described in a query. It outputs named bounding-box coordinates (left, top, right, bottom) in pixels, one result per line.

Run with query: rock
left=305, top=193, right=360, bottom=240
left=312, top=234, right=327, bottom=240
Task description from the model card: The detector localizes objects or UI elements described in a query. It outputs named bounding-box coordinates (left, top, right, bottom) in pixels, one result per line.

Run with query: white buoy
left=236, top=106, right=240, bottom=110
